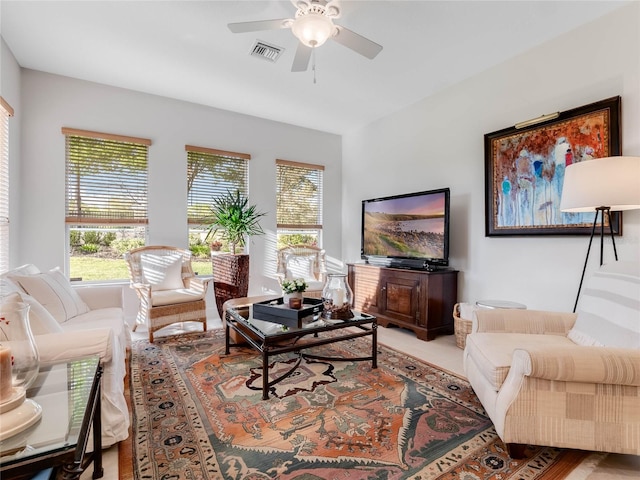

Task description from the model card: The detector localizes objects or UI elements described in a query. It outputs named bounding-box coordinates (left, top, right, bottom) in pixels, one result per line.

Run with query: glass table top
left=0, top=355, right=100, bottom=466
left=228, top=301, right=375, bottom=339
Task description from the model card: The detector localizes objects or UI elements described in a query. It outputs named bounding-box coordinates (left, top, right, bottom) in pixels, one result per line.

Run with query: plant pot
left=211, top=253, right=250, bottom=318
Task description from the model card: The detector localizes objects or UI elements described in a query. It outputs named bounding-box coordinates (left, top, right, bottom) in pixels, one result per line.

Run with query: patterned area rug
left=122, top=329, right=588, bottom=479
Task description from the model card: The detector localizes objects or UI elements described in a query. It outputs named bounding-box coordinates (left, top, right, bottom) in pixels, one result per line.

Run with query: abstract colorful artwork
left=484, top=97, right=621, bottom=236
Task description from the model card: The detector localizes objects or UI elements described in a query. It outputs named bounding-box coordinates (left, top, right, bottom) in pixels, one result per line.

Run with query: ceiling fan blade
left=331, top=25, right=383, bottom=59
left=291, top=43, right=312, bottom=72
left=228, top=19, right=292, bottom=34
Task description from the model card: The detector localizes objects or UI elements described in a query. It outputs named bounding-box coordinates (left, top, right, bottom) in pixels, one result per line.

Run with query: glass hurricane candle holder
left=0, top=301, right=40, bottom=391
left=321, top=273, right=354, bottom=320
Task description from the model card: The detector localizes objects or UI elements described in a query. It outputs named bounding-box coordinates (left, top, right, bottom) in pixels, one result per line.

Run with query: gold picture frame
left=484, top=96, right=621, bottom=236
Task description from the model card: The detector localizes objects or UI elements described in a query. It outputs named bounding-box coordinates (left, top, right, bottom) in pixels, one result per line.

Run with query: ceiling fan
left=228, top=0, right=383, bottom=72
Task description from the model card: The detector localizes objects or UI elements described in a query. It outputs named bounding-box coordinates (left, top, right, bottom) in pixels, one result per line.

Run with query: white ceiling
left=0, top=1, right=629, bottom=135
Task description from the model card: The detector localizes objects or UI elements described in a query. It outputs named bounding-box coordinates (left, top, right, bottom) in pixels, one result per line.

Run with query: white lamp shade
left=560, top=156, right=640, bottom=212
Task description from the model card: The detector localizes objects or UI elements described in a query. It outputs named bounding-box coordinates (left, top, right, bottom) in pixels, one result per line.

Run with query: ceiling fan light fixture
left=291, top=13, right=334, bottom=48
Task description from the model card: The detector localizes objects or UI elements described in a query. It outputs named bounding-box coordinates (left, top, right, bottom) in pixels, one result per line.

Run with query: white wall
left=6, top=3, right=640, bottom=315
left=18, top=70, right=342, bottom=296
left=1, top=38, right=22, bottom=270
left=342, top=3, right=640, bottom=312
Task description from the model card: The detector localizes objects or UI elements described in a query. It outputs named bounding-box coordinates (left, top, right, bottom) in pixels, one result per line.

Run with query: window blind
left=186, top=145, right=250, bottom=225
left=276, top=159, right=324, bottom=230
left=63, top=129, right=150, bottom=225
left=0, top=97, right=14, bottom=273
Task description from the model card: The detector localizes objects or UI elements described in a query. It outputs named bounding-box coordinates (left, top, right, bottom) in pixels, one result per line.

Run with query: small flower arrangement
left=281, top=278, right=308, bottom=294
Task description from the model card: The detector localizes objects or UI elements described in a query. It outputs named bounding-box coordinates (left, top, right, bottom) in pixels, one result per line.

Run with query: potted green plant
left=206, top=189, right=266, bottom=255
left=206, top=190, right=266, bottom=317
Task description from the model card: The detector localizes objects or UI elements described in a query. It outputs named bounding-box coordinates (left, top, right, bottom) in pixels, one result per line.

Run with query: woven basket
left=453, top=303, right=473, bottom=349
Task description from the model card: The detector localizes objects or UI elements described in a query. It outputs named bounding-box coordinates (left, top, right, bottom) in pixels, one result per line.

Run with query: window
left=276, top=159, right=324, bottom=248
left=63, top=128, right=151, bottom=281
left=186, top=145, right=250, bottom=274
left=0, top=97, right=14, bottom=274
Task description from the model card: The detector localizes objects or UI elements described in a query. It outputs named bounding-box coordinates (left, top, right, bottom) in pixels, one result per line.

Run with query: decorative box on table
left=253, top=297, right=323, bottom=328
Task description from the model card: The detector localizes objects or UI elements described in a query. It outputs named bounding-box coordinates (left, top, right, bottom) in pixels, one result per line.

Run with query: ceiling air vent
left=250, top=41, right=284, bottom=63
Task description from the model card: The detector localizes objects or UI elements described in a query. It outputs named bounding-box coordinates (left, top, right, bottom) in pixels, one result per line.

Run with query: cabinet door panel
left=382, top=275, right=419, bottom=323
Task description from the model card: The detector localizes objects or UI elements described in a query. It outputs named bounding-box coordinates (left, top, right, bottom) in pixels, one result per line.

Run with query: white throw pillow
left=140, top=253, right=185, bottom=291
left=287, top=256, right=316, bottom=281
left=1, top=291, right=63, bottom=335
left=11, top=268, right=90, bottom=324
left=568, top=261, right=640, bottom=349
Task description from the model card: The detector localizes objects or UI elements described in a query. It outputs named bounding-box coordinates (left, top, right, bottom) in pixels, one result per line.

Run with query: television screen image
left=361, top=188, right=450, bottom=268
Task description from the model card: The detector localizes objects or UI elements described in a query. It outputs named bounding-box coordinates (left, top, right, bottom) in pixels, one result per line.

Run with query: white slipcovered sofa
left=0, top=264, right=130, bottom=447
left=463, top=261, right=640, bottom=456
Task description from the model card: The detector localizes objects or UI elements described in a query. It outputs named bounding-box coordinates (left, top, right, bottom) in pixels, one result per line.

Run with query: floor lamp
left=560, top=156, right=640, bottom=312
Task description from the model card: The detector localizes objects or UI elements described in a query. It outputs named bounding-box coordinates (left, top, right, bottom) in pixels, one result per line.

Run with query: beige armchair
left=124, top=245, right=211, bottom=342
left=276, top=245, right=327, bottom=298
left=463, top=261, right=640, bottom=457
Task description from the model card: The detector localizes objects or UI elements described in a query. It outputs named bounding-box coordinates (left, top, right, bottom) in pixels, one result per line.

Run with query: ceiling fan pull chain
left=312, top=47, right=317, bottom=84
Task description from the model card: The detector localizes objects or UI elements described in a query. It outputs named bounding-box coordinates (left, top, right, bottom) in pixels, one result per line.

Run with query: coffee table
left=0, top=356, right=103, bottom=480
left=225, top=298, right=377, bottom=400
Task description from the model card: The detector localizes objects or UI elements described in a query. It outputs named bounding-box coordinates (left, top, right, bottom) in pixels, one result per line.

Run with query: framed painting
left=484, top=96, right=621, bottom=236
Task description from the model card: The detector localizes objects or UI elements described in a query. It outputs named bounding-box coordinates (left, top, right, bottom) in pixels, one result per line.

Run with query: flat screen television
left=361, top=187, right=450, bottom=270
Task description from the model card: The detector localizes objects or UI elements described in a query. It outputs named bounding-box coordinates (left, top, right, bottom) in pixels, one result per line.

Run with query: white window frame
left=186, top=145, right=250, bottom=257
left=63, top=128, right=151, bottom=281
left=0, top=97, right=14, bottom=274
left=276, top=159, right=324, bottom=248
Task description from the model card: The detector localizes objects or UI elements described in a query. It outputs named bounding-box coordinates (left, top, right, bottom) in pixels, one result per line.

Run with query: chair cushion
left=1, top=291, right=63, bottom=335
left=465, top=332, right=573, bottom=391
left=568, top=261, right=640, bottom=349
left=140, top=253, right=185, bottom=291
left=10, top=268, right=89, bottom=323
left=305, top=280, right=324, bottom=292
left=150, top=289, right=205, bottom=307
left=287, top=255, right=316, bottom=281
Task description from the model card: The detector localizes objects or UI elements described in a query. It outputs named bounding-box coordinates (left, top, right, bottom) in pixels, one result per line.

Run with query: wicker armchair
left=276, top=245, right=327, bottom=298
left=124, top=245, right=211, bottom=342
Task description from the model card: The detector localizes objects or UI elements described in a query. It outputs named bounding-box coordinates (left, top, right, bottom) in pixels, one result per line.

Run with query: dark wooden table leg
left=92, top=378, right=103, bottom=479
left=372, top=323, right=378, bottom=369
left=60, top=465, right=83, bottom=479
left=225, top=321, right=230, bottom=354
left=262, top=349, right=269, bottom=400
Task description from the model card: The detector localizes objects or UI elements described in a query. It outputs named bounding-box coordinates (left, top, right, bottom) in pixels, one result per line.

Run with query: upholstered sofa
left=463, top=261, right=640, bottom=456
left=1, top=264, right=130, bottom=447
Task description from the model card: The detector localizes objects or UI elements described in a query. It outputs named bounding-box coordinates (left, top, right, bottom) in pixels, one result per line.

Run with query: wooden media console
left=348, top=263, right=458, bottom=341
